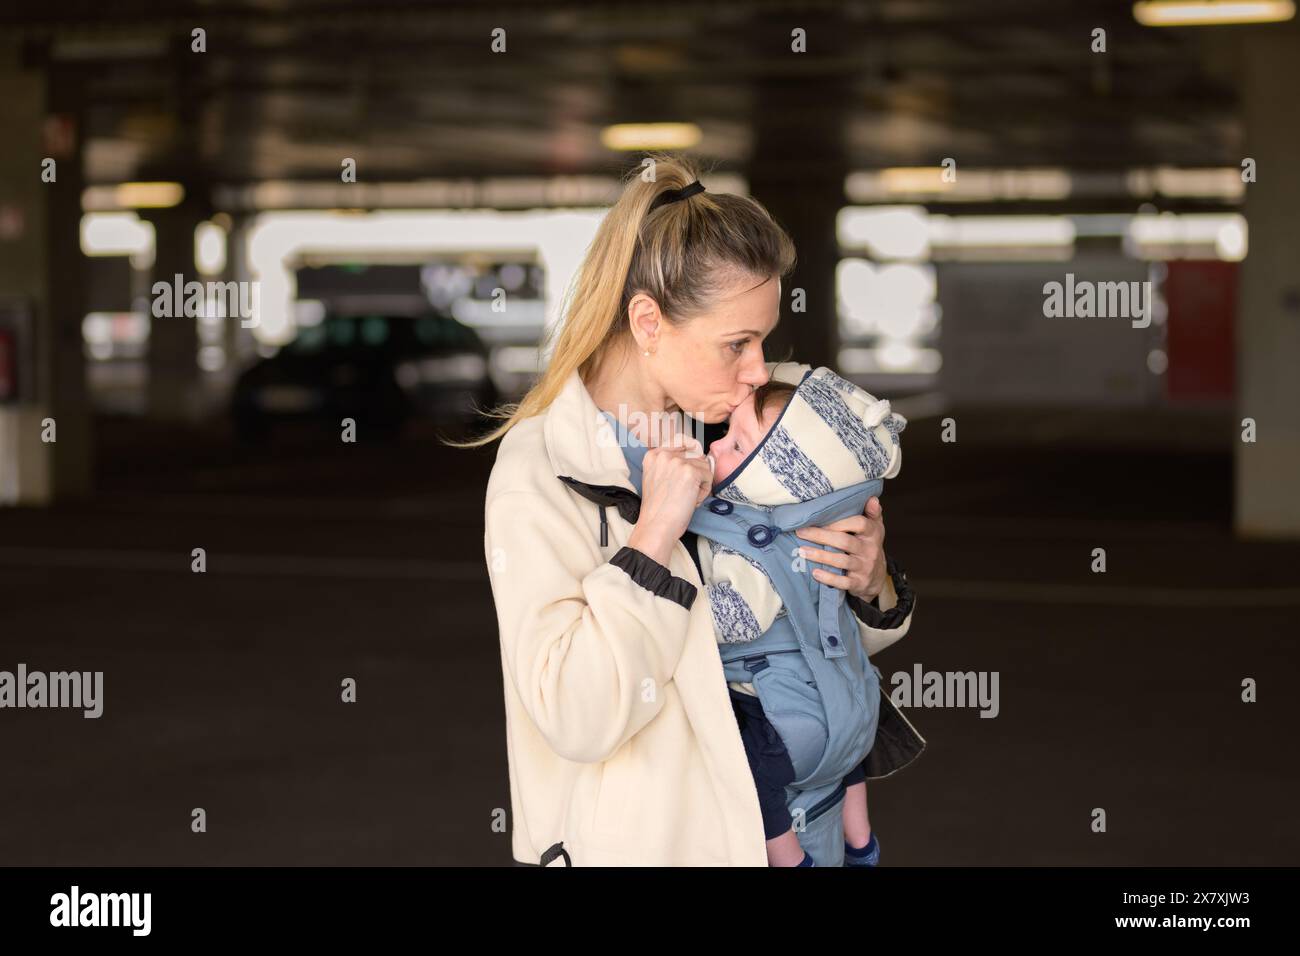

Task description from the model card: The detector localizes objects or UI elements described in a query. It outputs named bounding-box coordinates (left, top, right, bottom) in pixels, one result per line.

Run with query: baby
left=697, top=365, right=905, bottom=867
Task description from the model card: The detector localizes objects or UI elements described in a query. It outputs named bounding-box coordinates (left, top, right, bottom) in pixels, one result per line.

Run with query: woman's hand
left=795, top=496, right=888, bottom=602
left=627, top=418, right=713, bottom=567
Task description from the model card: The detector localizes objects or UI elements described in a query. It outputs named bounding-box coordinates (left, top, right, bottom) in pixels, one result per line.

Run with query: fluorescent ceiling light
left=838, top=207, right=931, bottom=259
left=80, top=212, right=154, bottom=257
left=879, top=168, right=956, bottom=194
left=928, top=216, right=1076, bottom=248
left=113, top=182, right=185, bottom=209
left=600, top=123, right=701, bottom=151
left=1126, top=212, right=1248, bottom=260
left=847, top=168, right=1071, bottom=202
left=1134, top=1, right=1296, bottom=26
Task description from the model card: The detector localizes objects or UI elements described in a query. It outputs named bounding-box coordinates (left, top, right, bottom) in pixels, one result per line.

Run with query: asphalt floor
left=1, top=407, right=1295, bottom=865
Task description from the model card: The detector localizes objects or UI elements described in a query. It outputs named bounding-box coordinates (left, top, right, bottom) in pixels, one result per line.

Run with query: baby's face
left=708, top=390, right=778, bottom=486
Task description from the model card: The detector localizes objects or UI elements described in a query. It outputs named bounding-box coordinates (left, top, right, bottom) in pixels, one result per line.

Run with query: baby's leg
left=730, top=690, right=808, bottom=865
left=766, top=829, right=807, bottom=866
left=842, top=780, right=872, bottom=847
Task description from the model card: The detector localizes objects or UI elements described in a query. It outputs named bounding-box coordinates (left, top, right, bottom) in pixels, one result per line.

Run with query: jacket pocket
left=749, top=654, right=829, bottom=784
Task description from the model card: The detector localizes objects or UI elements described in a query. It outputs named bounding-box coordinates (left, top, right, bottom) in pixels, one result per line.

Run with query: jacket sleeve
left=485, top=489, right=697, bottom=764
left=846, top=555, right=915, bottom=657
left=696, top=537, right=783, bottom=645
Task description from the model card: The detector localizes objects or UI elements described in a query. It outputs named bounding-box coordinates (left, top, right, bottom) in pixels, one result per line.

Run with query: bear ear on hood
left=765, top=360, right=813, bottom=387
left=765, top=360, right=908, bottom=440
left=806, top=365, right=907, bottom=433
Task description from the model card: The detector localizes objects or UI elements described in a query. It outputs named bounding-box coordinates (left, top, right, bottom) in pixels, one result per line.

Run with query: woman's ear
left=627, top=293, right=662, bottom=352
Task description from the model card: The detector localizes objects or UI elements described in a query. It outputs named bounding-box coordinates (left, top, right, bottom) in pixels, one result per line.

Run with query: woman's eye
left=728, top=339, right=748, bottom=354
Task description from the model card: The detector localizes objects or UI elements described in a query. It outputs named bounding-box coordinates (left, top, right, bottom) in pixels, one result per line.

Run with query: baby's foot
left=843, top=832, right=880, bottom=867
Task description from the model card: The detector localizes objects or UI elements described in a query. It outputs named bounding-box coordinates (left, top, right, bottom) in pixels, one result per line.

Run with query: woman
left=455, top=155, right=917, bottom=866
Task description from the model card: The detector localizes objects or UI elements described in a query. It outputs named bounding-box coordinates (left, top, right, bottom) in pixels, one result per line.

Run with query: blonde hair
left=446, top=153, right=796, bottom=448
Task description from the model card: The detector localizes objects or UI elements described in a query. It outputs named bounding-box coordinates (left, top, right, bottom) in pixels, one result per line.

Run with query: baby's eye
left=734, top=440, right=741, bottom=452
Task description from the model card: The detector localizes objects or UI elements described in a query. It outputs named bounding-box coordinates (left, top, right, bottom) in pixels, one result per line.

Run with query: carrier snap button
left=747, top=524, right=773, bottom=547
left=708, top=498, right=733, bottom=515
left=826, top=635, right=839, bottom=647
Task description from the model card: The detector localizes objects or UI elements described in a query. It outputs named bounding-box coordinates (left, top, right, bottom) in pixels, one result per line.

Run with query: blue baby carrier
left=603, top=412, right=882, bottom=825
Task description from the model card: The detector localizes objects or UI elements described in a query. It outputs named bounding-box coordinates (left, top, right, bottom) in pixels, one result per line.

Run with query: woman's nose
left=740, top=352, right=769, bottom=388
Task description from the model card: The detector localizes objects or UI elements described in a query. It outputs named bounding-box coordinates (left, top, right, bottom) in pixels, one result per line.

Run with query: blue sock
left=844, top=832, right=879, bottom=867
left=796, top=852, right=816, bottom=867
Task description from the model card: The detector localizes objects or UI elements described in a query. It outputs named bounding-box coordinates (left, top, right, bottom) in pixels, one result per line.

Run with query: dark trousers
left=729, top=689, right=867, bottom=841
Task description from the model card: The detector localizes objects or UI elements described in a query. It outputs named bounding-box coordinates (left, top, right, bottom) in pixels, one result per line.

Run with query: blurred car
left=231, top=312, right=498, bottom=441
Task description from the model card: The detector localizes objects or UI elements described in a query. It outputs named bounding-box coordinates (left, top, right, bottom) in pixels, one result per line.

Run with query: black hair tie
left=648, top=180, right=705, bottom=212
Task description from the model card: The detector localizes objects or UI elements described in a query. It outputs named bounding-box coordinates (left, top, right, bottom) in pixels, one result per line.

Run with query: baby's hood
left=713, top=363, right=906, bottom=508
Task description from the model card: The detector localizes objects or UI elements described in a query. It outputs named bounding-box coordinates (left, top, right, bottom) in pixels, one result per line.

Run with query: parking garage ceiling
left=4, top=1, right=1284, bottom=187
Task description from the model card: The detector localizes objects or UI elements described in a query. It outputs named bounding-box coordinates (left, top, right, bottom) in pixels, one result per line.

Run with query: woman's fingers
left=691, top=457, right=713, bottom=505
left=806, top=514, right=869, bottom=536
left=864, top=496, right=885, bottom=544
left=658, top=446, right=712, bottom=504
left=647, top=413, right=686, bottom=449
left=794, top=524, right=858, bottom=553
left=796, top=509, right=889, bottom=602
left=811, top=568, right=853, bottom=589
left=649, top=417, right=673, bottom=448
left=665, top=432, right=706, bottom=459
left=645, top=415, right=709, bottom=459
left=798, top=545, right=852, bottom=571
left=639, top=441, right=716, bottom=540
left=645, top=444, right=712, bottom=485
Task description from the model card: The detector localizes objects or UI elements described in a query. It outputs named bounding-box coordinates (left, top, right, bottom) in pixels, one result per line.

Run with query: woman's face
left=653, top=271, right=779, bottom=425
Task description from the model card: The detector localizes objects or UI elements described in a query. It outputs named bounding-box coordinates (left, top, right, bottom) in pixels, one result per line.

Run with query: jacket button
left=747, top=524, right=773, bottom=547
left=708, top=498, right=734, bottom=515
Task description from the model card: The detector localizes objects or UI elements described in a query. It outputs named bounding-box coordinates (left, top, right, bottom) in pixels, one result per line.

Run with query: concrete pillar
left=0, top=46, right=93, bottom=505
left=142, top=198, right=205, bottom=420
left=1235, top=28, right=1300, bottom=539
left=746, top=14, right=853, bottom=373
left=226, top=212, right=260, bottom=369
left=749, top=158, right=846, bottom=373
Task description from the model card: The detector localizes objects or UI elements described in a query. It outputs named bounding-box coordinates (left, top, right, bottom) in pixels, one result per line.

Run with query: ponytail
left=447, top=154, right=794, bottom=448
